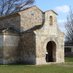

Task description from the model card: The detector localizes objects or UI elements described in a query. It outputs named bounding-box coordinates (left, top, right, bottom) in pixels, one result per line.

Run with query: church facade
left=0, top=6, right=64, bottom=65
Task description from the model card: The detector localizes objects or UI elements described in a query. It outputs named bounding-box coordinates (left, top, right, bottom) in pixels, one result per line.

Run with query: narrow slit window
left=50, top=16, right=53, bottom=25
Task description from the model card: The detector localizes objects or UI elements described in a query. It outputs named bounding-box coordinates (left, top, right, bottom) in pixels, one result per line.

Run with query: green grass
left=0, top=57, right=73, bottom=73
left=0, top=63, right=73, bottom=73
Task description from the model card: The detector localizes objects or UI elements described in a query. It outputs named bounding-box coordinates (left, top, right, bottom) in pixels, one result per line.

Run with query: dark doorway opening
left=46, top=41, right=56, bottom=62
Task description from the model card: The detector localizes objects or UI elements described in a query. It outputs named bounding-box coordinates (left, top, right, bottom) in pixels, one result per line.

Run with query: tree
left=0, top=0, right=35, bottom=16
left=65, top=9, right=73, bottom=44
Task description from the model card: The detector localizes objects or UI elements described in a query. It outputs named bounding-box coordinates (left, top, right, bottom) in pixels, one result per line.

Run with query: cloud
left=55, top=5, right=70, bottom=13
left=58, top=19, right=66, bottom=33
left=58, top=23, right=66, bottom=33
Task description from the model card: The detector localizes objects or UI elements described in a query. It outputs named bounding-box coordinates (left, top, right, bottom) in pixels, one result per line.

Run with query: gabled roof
left=19, top=6, right=58, bottom=15
left=0, top=5, right=43, bottom=19
left=0, top=13, right=19, bottom=20
left=0, top=5, right=58, bottom=19
left=19, top=5, right=44, bottom=14
left=0, top=6, right=58, bottom=32
left=45, top=10, right=58, bottom=15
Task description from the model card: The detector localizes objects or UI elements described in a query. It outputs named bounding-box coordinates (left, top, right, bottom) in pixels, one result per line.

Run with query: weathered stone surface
left=0, top=30, right=20, bottom=64
left=19, top=6, right=43, bottom=32
left=0, top=6, right=64, bottom=65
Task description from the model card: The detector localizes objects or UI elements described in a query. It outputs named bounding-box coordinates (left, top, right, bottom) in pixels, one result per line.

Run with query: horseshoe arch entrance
left=46, top=41, right=56, bottom=62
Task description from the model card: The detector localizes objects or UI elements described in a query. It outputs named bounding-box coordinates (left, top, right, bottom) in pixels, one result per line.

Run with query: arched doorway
left=46, top=41, right=56, bottom=62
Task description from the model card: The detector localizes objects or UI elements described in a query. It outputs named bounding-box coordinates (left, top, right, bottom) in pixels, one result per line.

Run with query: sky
left=34, top=0, right=73, bottom=33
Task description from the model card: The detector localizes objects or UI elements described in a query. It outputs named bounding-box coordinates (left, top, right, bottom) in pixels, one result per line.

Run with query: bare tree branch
left=65, top=8, right=73, bottom=44
left=0, top=0, right=35, bottom=16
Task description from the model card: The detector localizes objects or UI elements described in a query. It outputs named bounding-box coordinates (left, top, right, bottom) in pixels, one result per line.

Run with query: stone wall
left=0, top=32, right=3, bottom=64
left=19, top=31, right=36, bottom=64
left=0, top=6, right=64, bottom=65
left=44, top=11, right=58, bottom=36
left=0, top=14, right=21, bottom=31
left=0, top=30, right=19, bottom=64
left=33, top=10, right=64, bottom=65
left=0, top=6, right=44, bottom=64
left=19, top=6, right=43, bottom=31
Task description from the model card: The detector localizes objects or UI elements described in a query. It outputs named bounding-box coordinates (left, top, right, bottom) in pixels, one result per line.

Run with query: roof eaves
left=45, top=10, right=58, bottom=15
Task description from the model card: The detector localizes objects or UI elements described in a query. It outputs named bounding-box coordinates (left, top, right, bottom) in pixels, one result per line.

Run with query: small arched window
left=50, top=16, right=53, bottom=25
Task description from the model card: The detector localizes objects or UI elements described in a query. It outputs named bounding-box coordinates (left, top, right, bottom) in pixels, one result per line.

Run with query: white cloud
left=58, top=19, right=66, bottom=23
left=55, top=5, right=70, bottom=13
left=58, top=23, right=66, bottom=33
left=58, top=19, right=66, bottom=33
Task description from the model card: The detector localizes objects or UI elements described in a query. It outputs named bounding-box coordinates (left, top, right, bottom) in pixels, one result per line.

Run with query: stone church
left=0, top=6, right=64, bottom=65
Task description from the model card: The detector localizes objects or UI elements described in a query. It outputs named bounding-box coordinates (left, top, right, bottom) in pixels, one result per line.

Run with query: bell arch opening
left=50, top=16, right=53, bottom=25
left=46, top=41, right=56, bottom=62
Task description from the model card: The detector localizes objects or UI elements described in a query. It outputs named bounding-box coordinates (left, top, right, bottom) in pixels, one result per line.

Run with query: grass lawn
left=0, top=63, right=73, bottom=73
left=0, top=57, right=73, bottom=73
